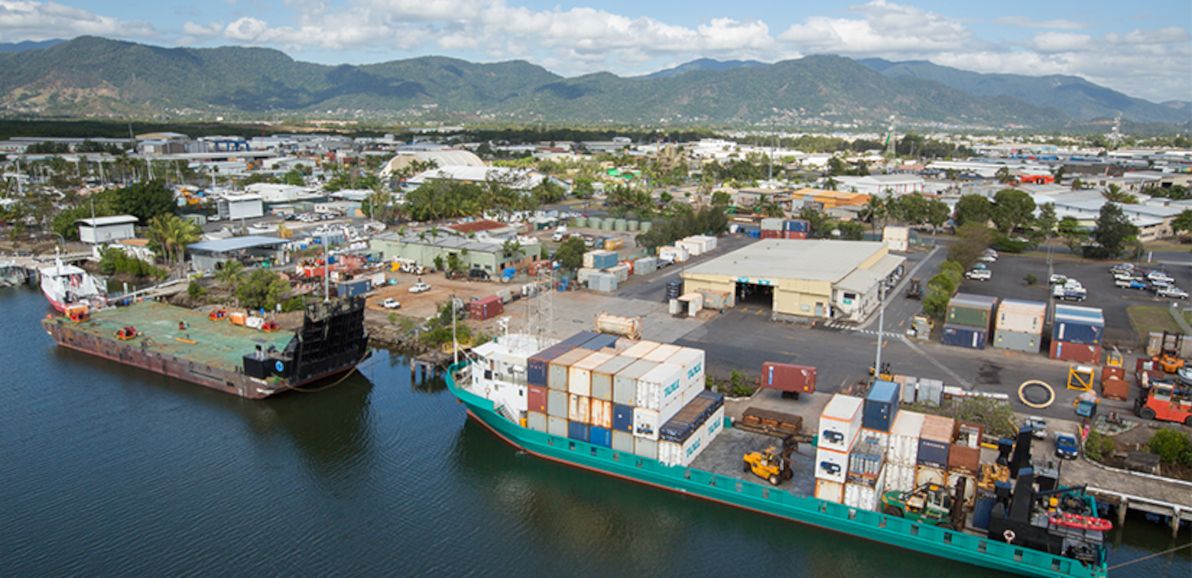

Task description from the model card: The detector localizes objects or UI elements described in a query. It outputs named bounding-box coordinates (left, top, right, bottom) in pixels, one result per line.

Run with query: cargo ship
left=43, top=297, right=369, bottom=399
left=447, top=331, right=1108, bottom=578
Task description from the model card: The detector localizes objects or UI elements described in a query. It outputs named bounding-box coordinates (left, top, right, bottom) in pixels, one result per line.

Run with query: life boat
left=1049, top=511, right=1113, bottom=532
left=208, top=309, right=228, bottom=321
left=114, top=326, right=138, bottom=341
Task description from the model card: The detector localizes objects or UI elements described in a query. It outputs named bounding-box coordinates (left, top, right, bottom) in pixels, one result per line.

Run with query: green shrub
left=187, top=280, right=206, bottom=300
left=1085, top=430, right=1117, bottom=462
left=1024, top=273, right=1038, bottom=286
left=98, top=248, right=166, bottom=280
left=1148, top=429, right=1192, bottom=466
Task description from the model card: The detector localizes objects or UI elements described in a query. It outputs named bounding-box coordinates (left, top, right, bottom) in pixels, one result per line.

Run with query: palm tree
left=146, top=214, right=200, bottom=273
left=215, top=260, right=245, bottom=302
left=822, top=177, right=839, bottom=191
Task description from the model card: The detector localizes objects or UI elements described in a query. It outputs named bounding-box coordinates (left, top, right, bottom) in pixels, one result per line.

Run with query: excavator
left=743, top=438, right=796, bottom=486
left=880, top=478, right=967, bottom=530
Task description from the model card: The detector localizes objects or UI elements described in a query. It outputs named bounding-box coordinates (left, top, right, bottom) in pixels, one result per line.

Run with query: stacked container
left=658, top=391, right=726, bottom=467
left=915, top=415, right=954, bottom=487
left=1050, top=304, right=1105, bottom=364
left=843, top=381, right=900, bottom=510
left=634, top=256, right=659, bottom=276
left=885, top=411, right=925, bottom=493
left=942, top=294, right=997, bottom=350
left=993, top=299, right=1046, bottom=353
left=948, top=421, right=984, bottom=476
left=468, top=295, right=504, bottom=321
left=582, top=250, right=619, bottom=269
left=815, top=395, right=863, bottom=503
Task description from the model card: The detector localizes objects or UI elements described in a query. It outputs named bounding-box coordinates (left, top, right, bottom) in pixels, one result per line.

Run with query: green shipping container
left=573, top=217, right=587, bottom=228
left=947, top=305, right=991, bottom=329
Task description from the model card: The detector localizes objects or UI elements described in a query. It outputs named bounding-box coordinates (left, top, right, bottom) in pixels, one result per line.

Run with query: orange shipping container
left=229, top=312, right=247, bottom=326
left=590, top=399, right=613, bottom=429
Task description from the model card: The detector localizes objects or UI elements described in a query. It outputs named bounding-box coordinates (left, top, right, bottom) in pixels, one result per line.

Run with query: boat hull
left=447, top=364, right=1104, bottom=578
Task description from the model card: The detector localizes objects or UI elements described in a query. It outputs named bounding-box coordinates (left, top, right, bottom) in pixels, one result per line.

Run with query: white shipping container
left=818, top=394, right=864, bottom=453
left=996, top=299, right=1047, bottom=335
left=658, top=246, right=689, bottom=263
left=815, top=479, right=844, bottom=503
left=664, top=347, right=706, bottom=397
left=621, top=340, right=660, bottom=359
left=634, top=436, right=658, bottom=460
left=547, top=416, right=568, bottom=437
left=815, top=446, right=849, bottom=484
left=676, top=239, right=703, bottom=256
left=885, top=462, right=916, bottom=493
left=612, top=359, right=657, bottom=406
left=568, top=351, right=614, bottom=397
left=633, top=408, right=661, bottom=440
left=568, top=394, right=591, bottom=424
left=526, top=411, right=547, bottom=433
left=590, top=398, right=613, bottom=430
left=888, top=411, right=926, bottom=466
left=660, top=404, right=726, bottom=467
left=857, top=428, right=890, bottom=450
left=612, top=430, right=635, bottom=453
left=642, top=344, right=681, bottom=363
left=636, top=362, right=684, bottom=411
left=844, top=466, right=886, bottom=511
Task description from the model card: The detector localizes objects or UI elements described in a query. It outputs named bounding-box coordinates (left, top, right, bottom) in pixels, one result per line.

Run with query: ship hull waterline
left=447, top=365, right=1103, bottom=578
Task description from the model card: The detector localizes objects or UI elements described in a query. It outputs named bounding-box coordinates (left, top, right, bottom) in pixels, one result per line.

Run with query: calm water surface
left=0, top=287, right=1187, bottom=576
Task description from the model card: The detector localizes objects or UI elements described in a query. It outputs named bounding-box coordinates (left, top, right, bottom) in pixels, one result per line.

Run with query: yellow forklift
left=743, top=438, right=796, bottom=486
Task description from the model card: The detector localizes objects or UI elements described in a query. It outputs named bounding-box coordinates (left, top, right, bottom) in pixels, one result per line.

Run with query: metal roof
left=77, top=215, right=138, bottom=226
left=188, top=236, right=287, bottom=254
left=834, top=254, right=905, bottom=293
left=683, top=239, right=891, bottom=283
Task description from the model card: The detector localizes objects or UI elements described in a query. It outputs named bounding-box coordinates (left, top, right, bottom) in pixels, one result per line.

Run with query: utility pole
left=873, top=283, right=886, bottom=381
left=452, top=295, right=459, bottom=365
left=322, top=233, right=330, bottom=303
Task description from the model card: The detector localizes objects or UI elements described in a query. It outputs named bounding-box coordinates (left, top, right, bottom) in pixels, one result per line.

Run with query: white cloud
left=0, top=0, right=154, bottom=40
left=182, top=21, right=221, bottom=37
left=780, top=0, right=970, bottom=54
left=995, top=16, right=1084, bottom=30
left=1031, top=32, right=1092, bottom=53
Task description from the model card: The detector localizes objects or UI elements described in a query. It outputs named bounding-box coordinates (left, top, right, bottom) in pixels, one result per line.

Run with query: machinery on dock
left=1135, top=381, right=1192, bottom=426
left=1152, top=331, right=1185, bottom=374
left=743, top=440, right=796, bottom=486
left=987, top=470, right=1110, bottom=565
left=880, top=479, right=966, bottom=530
left=1066, top=365, right=1095, bottom=391
left=906, top=278, right=922, bottom=300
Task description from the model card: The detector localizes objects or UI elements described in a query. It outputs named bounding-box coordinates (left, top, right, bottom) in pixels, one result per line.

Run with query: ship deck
left=689, top=427, right=816, bottom=497
left=70, top=302, right=293, bottom=373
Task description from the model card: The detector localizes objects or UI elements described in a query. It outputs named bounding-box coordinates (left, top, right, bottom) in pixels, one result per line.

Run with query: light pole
left=873, top=282, right=886, bottom=381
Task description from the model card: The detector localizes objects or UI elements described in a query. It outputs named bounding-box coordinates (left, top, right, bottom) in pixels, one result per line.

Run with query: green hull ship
left=446, top=334, right=1108, bottom=578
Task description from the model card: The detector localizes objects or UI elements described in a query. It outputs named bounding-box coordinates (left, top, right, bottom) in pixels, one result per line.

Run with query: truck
left=1135, top=382, right=1192, bottom=426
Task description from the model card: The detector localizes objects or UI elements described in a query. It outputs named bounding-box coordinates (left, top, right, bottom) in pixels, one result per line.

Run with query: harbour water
left=1, top=287, right=1186, bottom=576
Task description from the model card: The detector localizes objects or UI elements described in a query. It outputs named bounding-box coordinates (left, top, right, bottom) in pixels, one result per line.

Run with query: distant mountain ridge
left=0, top=39, right=64, bottom=53
left=0, top=37, right=1186, bottom=129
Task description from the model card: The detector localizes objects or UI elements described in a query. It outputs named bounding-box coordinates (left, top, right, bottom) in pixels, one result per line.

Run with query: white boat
left=39, top=257, right=104, bottom=312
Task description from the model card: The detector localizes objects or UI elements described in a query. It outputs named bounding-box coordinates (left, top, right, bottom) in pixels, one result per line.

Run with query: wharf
left=689, top=427, right=816, bottom=497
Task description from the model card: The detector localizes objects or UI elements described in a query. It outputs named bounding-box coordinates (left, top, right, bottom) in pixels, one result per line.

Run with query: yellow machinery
left=65, top=304, right=89, bottom=323
left=1153, top=331, right=1185, bottom=374
left=977, top=463, right=1010, bottom=491
left=1105, top=348, right=1124, bottom=369
left=868, top=362, right=894, bottom=382
left=743, top=444, right=794, bottom=486
left=1067, top=365, right=1095, bottom=391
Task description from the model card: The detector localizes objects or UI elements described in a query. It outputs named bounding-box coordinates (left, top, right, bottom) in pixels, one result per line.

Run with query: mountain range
left=0, top=36, right=1187, bottom=129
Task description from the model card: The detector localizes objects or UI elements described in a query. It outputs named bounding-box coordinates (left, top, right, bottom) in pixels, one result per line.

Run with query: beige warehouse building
left=680, top=240, right=905, bottom=322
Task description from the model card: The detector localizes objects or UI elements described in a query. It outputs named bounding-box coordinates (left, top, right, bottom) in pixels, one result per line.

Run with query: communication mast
left=884, top=115, right=897, bottom=158
left=525, top=266, right=555, bottom=346
left=1107, top=113, right=1123, bottom=148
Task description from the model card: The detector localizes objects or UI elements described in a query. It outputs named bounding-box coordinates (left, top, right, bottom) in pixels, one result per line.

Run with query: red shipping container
left=1049, top=341, right=1102, bottom=364
left=760, top=229, right=783, bottom=239
left=782, top=231, right=808, bottom=240
left=1101, top=366, right=1126, bottom=383
left=527, top=384, right=548, bottom=413
left=620, top=260, right=634, bottom=275
left=760, top=362, right=816, bottom=393
left=1101, top=378, right=1129, bottom=401
left=469, top=295, right=504, bottom=320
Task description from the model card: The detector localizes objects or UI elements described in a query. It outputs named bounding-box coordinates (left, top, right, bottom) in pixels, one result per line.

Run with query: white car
left=381, top=298, right=402, bottom=309
left=978, top=253, right=997, bottom=263
left=409, top=281, right=432, bottom=294
left=1049, top=274, right=1068, bottom=285
left=1159, top=286, right=1189, bottom=300
left=965, top=269, right=992, bottom=281
left=1148, top=271, right=1174, bottom=284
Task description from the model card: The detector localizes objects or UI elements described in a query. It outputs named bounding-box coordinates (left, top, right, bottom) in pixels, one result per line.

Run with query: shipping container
left=993, top=328, right=1041, bottom=353
left=818, top=394, right=864, bottom=453
left=527, top=331, right=598, bottom=386
left=885, top=462, right=916, bottom=493
left=633, top=408, right=661, bottom=441
left=588, top=271, right=619, bottom=292
left=658, top=405, right=724, bottom=467
left=815, top=479, right=844, bottom=504
left=613, top=359, right=658, bottom=406
left=547, top=415, right=568, bottom=437
left=917, top=439, right=951, bottom=469
left=547, top=388, right=568, bottom=417
left=590, top=398, right=613, bottom=430
left=941, top=325, right=988, bottom=349
left=642, top=343, right=681, bottom=363
left=659, top=391, right=725, bottom=443
left=581, top=334, right=620, bottom=350
left=915, top=464, right=948, bottom=488
left=634, top=257, right=659, bottom=276
left=917, top=378, right=944, bottom=406
left=568, top=420, right=590, bottom=442
left=582, top=250, right=619, bottom=270
left=1052, top=320, right=1103, bottom=346
left=608, top=263, right=631, bottom=282
left=995, top=299, right=1047, bottom=334
left=527, top=411, right=547, bottom=433
left=815, top=446, right=849, bottom=484
left=568, top=394, right=591, bottom=424
left=663, top=347, right=706, bottom=395
left=900, top=376, right=918, bottom=404
left=889, top=411, right=926, bottom=466
left=527, top=384, right=548, bottom=414
left=612, top=430, right=635, bottom=453
left=568, top=351, right=614, bottom=397
left=549, top=348, right=594, bottom=390
left=948, top=444, right=980, bottom=475
left=590, top=426, right=612, bottom=448
left=760, top=362, right=817, bottom=394
left=761, top=217, right=784, bottom=231
left=636, top=362, right=685, bottom=412
left=612, top=403, right=633, bottom=432
left=1049, top=341, right=1102, bottom=364
left=844, top=468, right=886, bottom=511
left=592, top=355, right=636, bottom=400
left=634, top=436, right=658, bottom=460
left=863, top=380, right=900, bottom=432
left=468, top=295, right=503, bottom=320
left=945, top=294, right=997, bottom=329
left=620, top=340, right=660, bottom=359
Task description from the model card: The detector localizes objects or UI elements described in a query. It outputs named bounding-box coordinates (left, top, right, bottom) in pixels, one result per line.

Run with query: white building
left=244, top=183, right=321, bottom=203
left=77, top=215, right=138, bottom=245
left=833, top=174, right=926, bottom=196
left=218, top=194, right=265, bottom=221
left=404, top=165, right=549, bottom=192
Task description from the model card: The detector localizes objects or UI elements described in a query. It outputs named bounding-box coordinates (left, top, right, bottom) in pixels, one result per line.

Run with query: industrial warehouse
left=680, top=240, right=905, bottom=322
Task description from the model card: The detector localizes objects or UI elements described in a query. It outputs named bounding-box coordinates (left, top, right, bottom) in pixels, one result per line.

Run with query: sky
left=0, top=0, right=1189, bottom=102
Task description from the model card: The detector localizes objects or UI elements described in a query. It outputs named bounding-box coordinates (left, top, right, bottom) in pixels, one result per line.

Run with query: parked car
left=409, top=281, right=432, bottom=293
left=965, top=269, right=992, bottom=281
left=381, top=298, right=402, bottom=310
left=978, top=253, right=997, bottom=263
left=1117, top=278, right=1149, bottom=290
left=1113, top=271, right=1136, bottom=281
left=1158, top=286, right=1189, bottom=300
left=1110, top=263, right=1134, bottom=274
left=1049, top=274, right=1068, bottom=285
left=1147, top=271, right=1174, bottom=284
left=1149, top=277, right=1173, bottom=288
left=1054, top=433, right=1080, bottom=460
left=1023, top=417, right=1048, bottom=439
left=972, top=262, right=989, bottom=271
left=1053, top=284, right=1087, bottom=301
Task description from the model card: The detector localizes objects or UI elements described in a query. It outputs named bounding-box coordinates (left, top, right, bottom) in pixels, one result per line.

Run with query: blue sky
left=2, top=0, right=1189, bottom=101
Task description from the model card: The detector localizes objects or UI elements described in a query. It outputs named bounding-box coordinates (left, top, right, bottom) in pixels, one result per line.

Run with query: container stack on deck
left=844, top=381, right=900, bottom=510
left=760, top=219, right=809, bottom=240
left=885, top=411, right=926, bottom=493
left=993, top=299, right=1046, bottom=353
left=1050, top=304, right=1105, bottom=364
left=942, top=294, right=997, bottom=350
left=814, top=394, right=864, bottom=503
left=916, top=415, right=955, bottom=488
left=946, top=421, right=983, bottom=512
left=523, top=333, right=716, bottom=463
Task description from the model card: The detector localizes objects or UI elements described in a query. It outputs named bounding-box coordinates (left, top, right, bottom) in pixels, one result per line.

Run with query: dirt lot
left=366, top=271, right=512, bottom=320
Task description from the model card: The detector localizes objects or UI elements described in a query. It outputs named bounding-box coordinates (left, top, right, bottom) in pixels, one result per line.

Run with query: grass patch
left=1127, top=305, right=1182, bottom=337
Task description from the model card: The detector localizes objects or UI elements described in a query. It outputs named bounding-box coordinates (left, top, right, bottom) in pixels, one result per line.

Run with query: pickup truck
left=1053, top=284, right=1087, bottom=301
left=965, top=269, right=992, bottom=281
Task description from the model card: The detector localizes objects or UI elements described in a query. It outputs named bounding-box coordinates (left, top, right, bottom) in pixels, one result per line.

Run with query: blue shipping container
left=1054, top=304, right=1105, bottom=324
left=568, top=421, right=590, bottom=442
left=917, top=438, right=949, bottom=468
left=527, top=331, right=599, bottom=386
left=589, top=426, right=612, bottom=448
left=612, top=404, right=633, bottom=432
left=581, top=333, right=619, bottom=350
left=592, top=252, right=619, bottom=269
left=747, top=229, right=761, bottom=239
left=863, top=380, right=900, bottom=432
left=783, top=219, right=809, bottom=233
left=941, top=325, right=987, bottom=349
left=1052, top=321, right=1102, bottom=345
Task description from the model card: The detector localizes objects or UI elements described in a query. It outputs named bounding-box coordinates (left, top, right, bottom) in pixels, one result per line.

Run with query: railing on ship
left=444, top=362, right=1101, bottom=578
